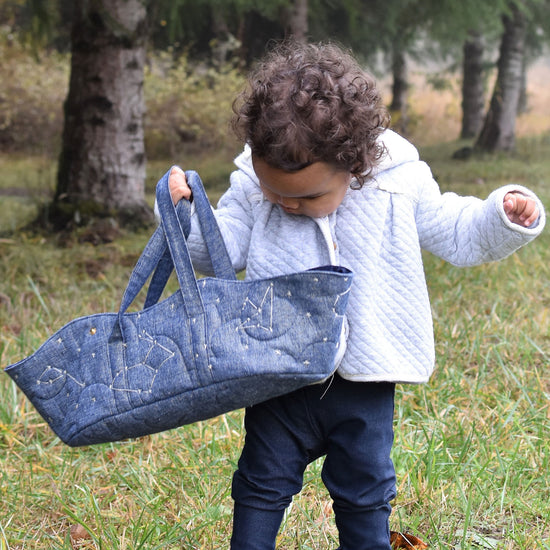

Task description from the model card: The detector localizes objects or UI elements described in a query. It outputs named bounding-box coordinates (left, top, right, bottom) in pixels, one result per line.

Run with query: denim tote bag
left=5, top=169, right=353, bottom=447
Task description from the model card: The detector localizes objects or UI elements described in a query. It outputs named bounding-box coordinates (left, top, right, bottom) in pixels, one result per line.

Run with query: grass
left=392, top=248, right=550, bottom=549
left=1, top=110, right=550, bottom=548
left=0, top=155, right=58, bottom=234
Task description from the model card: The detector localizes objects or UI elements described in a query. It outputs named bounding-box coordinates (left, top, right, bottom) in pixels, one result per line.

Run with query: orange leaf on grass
left=70, top=524, right=93, bottom=549
left=390, top=530, right=429, bottom=549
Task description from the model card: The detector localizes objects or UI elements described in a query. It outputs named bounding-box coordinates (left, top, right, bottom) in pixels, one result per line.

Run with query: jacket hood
left=234, top=144, right=258, bottom=183
left=372, top=129, right=420, bottom=175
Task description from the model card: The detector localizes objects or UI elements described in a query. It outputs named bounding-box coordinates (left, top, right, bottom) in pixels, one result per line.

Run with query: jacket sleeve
left=413, top=162, right=545, bottom=266
left=186, top=169, right=258, bottom=275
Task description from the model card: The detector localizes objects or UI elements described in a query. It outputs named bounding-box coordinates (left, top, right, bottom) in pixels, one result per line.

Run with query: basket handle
left=118, top=168, right=236, bottom=322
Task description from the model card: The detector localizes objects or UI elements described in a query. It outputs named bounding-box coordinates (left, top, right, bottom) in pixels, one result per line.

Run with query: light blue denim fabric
left=5, top=170, right=353, bottom=447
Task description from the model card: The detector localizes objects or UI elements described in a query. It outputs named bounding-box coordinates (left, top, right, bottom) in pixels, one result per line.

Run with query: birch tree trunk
left=461, top=31, right=485, bottom=139
left=475, top=4, right=527, bottom=152
left=52, top=0, right=151, bottom=230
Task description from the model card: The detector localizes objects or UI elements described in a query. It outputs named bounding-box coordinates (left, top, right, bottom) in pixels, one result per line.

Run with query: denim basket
left=5, top=169, right=353, bottom=446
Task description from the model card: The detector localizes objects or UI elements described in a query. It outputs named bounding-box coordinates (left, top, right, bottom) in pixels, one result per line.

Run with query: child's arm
left=415, top=171, right=545, bottom=266
left=503, top=192, right=539, bottom=227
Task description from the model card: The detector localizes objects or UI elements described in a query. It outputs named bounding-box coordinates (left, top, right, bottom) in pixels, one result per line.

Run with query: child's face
left=252, top=156, right=351, bottom=218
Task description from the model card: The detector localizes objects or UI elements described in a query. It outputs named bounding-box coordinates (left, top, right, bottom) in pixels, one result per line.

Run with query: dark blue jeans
left=230, top=374, right=396, bottom=550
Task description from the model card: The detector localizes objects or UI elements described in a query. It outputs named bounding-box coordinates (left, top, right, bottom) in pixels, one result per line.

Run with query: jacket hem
left=336, top=370, right=430, bottom=385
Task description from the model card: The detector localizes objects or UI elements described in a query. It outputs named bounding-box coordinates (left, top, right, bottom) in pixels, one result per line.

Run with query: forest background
left=1, top=0, right=550, bottom=232
left=0, top=0, right=549, bottom=549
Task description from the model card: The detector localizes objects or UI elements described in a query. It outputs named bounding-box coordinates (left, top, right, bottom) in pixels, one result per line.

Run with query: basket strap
left=148, top=169, right=203, bottom=319
left=184, top=170, right=236, bottom=281
left=143, top=169, right=236, bottom=308
left=118, top=168, right=237, bottom=325
left=142, top=198, right=191, bottom=309
left=118, top=222, right=170, bottom=317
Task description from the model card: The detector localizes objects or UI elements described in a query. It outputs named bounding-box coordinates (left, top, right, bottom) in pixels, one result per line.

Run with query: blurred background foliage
left=1, top=0, right=549, bottom=159
left=1, top=0, right=550, bottom=233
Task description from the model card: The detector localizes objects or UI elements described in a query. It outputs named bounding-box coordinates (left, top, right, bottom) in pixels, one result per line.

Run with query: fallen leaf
left=70, top=524, right=93, bottom=549
left=390, top=530, right=429, bottom=549
left=105, top=450, right=117, bottom=461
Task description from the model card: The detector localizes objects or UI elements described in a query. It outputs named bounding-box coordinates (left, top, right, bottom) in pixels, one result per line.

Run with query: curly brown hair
left=231, top=40, right=390, bottom=186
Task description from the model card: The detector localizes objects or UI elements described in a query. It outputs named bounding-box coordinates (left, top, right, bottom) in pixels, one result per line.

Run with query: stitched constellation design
left=333, top=283, right=351, bottom=314
left=238, top=284, right=274, bottom=332
left=37, top=365, right=85, bottom=388
left=111, top=331, right=175, bottom=393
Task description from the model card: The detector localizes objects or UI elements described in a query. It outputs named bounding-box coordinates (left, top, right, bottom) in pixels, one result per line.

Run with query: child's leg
left=319, top=378, right=396, bottom=550
left=230, top=389, right=323, bottom=550
left=230, top=504, right=285, bottom=550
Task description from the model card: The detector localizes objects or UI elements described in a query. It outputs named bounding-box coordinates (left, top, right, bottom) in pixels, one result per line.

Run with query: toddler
left=166, top=41, right=544, bottom=550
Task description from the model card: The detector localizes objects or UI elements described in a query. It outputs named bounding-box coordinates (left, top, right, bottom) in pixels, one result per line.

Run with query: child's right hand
left=169, top=166, right=192, bottom=205
left=503, top=192, right=539, bottom=227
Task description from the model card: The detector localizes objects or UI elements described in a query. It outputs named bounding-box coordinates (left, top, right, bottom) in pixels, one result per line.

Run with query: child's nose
left=278, top=195, right=299, bottom=209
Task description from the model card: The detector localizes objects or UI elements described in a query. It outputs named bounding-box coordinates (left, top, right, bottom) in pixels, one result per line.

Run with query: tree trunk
left=211, top=8, right=239, bottom=68
left=283, top=0, right=308, bottom=42
left=475, top=4, right=527, bottom=152
left=389, top=46, right=409, bottom=135
left=52, top=0, right=152, bottom=230
left=236, top=10, right=284, bottom=68
left=517, top=53, right=528, bottom=114
left=461, top=31, right=485, bottom=139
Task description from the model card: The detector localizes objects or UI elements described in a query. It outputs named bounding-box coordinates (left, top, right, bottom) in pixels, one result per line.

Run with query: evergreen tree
left=53, top=0, right=152, bottom=230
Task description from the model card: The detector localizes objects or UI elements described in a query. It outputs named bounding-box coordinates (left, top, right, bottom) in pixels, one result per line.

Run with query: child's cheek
left=261, top=188, right=277, bottom=204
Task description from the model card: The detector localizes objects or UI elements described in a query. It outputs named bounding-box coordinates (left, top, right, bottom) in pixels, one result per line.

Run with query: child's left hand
left=503, top=192, right=539, bottom=227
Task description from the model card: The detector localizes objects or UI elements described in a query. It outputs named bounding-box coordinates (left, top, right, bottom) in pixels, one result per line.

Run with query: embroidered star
left=37, top=365, right=85, bottom=388
left=111, top=332, right=175, bottom=393
left=238, top=285, right=274, bottom=332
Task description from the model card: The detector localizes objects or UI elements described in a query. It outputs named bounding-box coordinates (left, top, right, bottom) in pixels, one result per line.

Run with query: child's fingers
left=521, top=201, right=539, bottom=226
left=514, top=195, right=539, bottom=226
left=503, top=193, right=539, bottom=227
left=169, top=166, right=192, bottom=204
left=503, top=196, right=515, bottom=214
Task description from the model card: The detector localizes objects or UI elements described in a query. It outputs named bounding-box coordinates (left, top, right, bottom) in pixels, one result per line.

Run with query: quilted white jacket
left=185, top=130, right=545, bottom=383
